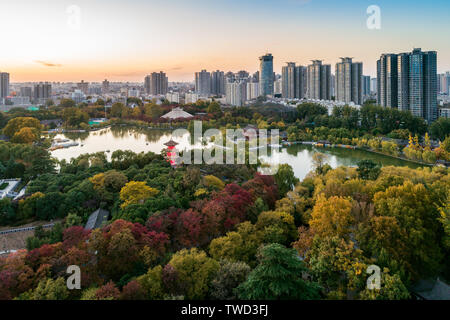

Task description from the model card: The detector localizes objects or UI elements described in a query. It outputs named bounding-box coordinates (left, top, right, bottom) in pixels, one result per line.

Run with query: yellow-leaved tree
left=119, top=181, right=159, bottom=209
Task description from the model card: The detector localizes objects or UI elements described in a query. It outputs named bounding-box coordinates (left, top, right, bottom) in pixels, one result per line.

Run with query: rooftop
left=161, top=107, right=194, bottom=120
left=85, top=208, right=110, bottom=230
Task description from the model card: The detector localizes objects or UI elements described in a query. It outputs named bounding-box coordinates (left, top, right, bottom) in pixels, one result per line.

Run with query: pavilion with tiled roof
left=161, top=107, right=194, bottom=120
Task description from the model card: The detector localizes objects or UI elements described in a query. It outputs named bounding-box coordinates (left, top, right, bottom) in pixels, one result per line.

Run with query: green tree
left=237, top=244, right=322, bottom=300
left=430, top=117, right=450, bottom=141
left=28, top=278, right=70, bottom=300
left=359, top=271, right=410, bottom=300
left=357, top=160, right=381, bottom=180
left=274, top=164, right=299, bottom=197
left=59, top=98, right=76, bottom=108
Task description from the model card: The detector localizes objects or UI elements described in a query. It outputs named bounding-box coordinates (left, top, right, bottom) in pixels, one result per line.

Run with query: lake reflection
left=50, top=127, right=424, bottom=180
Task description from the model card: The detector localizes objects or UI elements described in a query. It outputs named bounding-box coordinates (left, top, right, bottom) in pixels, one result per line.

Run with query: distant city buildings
left=77, top=80, right=89, bottom=95
left=145, top=72, right=168, bottom=95
left=211, top=70, right=225, bottom=96
left=306, top=60, right=331, bottom=100
left=274, top=78, right=282, bottom=95
left=0, top=72, right=10, bottom=100
left=362, top=75, right=371, bottom=97
left=438, top=72, right=450, bottom=94
left=281, top=62, right=306, bottom=99
left=195, top=70, right=211, bottom=95
left=166, top=92, right=180, bottom=103
left=34, top=82, right=52, bottom=104
left=226, top=80, right=247, bottom=106
left=185, top=92, right=200, bottom=104
left=335, top=57, right=363, bottom=105
left=371, top=78, right=377, bottom=94
left=102, top=79, right=110, bottom=94
left=19, top=87, right=33, bottom=100
left=246, top=81, right=260, bottom=100
left=127, top=87, right=140, bottom=97
left=259, top=53, right=274, bottom=96
left=377, top=48, right=438, bottom=123
left=71, top=90, right=85, bottom=104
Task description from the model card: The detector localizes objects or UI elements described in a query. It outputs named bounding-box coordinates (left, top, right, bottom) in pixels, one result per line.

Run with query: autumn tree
left=309, top=195, right=354, bottom=239
left=3, top=117, right=41, bottom=138
left=368, top=182, right=444, bottom=281
left=312, top=152, right=329, bottom=175
left=210, top=260, right=251, bottom=300
left=203, top=175, right=225, bottom=190
left=209, top=222, right=263, bottom=268
left=119, top=181, right=159, bottom=209
left=168, top=248, right=220, bottom=299
left=255, top=210, right=298, bottom=246
left=11, top=127, right=39, bottom=144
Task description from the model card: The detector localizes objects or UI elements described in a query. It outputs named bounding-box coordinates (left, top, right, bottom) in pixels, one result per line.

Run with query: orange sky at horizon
left=2, top=0, right=450, bottom=83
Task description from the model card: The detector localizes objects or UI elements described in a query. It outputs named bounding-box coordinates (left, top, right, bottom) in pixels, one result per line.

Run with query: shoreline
left=284, top=140, right=438, bottom=167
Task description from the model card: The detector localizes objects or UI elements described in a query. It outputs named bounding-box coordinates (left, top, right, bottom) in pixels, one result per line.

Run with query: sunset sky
left=1, top=0, right=450, bottom=82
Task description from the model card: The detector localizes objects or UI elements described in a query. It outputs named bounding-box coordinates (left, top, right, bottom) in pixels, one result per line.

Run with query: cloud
left=34, top=60, right=62, bottom=67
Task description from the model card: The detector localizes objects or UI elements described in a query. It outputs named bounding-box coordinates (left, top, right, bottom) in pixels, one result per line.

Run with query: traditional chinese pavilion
left=164, top=138, right=179, bottom=167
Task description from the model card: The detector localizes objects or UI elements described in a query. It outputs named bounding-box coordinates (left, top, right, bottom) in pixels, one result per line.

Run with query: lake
left=49, top=126, right=423, bottom=181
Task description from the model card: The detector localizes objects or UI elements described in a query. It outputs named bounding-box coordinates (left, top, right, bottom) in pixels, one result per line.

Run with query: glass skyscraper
left=377, top=48, right=438, bottom=123
left=259, top=54, right=274, bottom=96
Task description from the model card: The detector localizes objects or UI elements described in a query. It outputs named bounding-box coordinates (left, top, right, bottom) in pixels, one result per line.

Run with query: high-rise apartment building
left=226, top=80, right=247, bottom=107
left=246, top=81, right=260, bottom=100
left=145, top=72, right=168, bottom=95
left=306, top=60, right=331, bottom=100
left=210, top=70, right=225, bottom=96
left=259, top=53, right=274, bottom=96
left=438, top=72, right=450, bottom=94
left=377, top=54, right=398, bottom=107
left=274, top=78, right=282, bottom=95
left=0, top=72, right=10, bottom=99
left=362, top=76, right=371, bottom=97
left=77, top=80, right=89, bottom=95
left=20, top=87, right=33, bottom=99
left=371, top=78, right=377, bottom=94
left=34, top=82, right=52, bottom=103
left=335, top=58, right=363, bottom=105
left=351, top=62, right=363, bottom=105
left=281, top=62, right=306, bottom=99
left=397, top=53, right=410, bottom=112
left=102, top=79, right=110, bottom=94
left=236, top=70, right=250, bottom=80
left=377, top=48, right=438, bottom=123
left=195, top=70, right=211, bottom=95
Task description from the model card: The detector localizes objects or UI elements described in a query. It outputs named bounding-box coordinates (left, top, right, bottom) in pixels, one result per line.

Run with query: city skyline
left=1, top=0, right=450, bottom=82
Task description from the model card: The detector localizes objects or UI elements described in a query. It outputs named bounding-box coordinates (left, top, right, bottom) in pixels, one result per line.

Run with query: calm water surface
left=50, top=127, right=423, bottom=180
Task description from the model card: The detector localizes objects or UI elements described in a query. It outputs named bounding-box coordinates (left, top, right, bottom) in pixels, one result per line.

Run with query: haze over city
left=2, top=0, right=450, bottom=82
